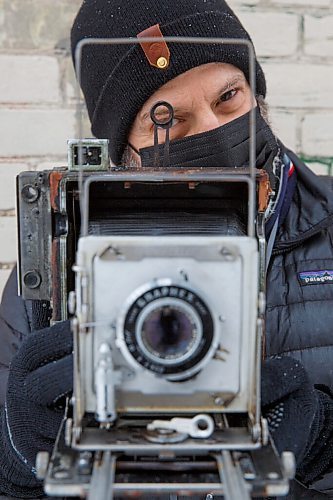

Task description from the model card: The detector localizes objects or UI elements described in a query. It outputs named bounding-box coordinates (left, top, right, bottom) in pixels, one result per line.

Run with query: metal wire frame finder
left=74, top=36, right=257, bottom=237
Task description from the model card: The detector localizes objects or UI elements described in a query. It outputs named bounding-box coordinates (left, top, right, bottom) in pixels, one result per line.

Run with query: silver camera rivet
left=258, top=291, right=266, bottom=315
left=35, top=451, right=50, bottom=480
left=68, top=291, right=76, bottom=315
left=219, top=315, right=226, bottom=322
left=23, top=270, right=41, bottom=289
left=267, top=471, right=279, bottom=480
left=78, top=451, right=93, bottom=476
left=214, top=397, right=224, bottom=406
left=179, top=269, right=188, bottom=281
left=281, top=451, right=296, bottom=479
left=53, top=470, right=70, bottom=480
left=22, top=184, right=40, bottom=203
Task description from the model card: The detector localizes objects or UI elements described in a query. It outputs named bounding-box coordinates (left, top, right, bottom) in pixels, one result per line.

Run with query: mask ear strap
left=128, top=142, right=140, bottom=155
left=150, top=101, right=174, bottom=168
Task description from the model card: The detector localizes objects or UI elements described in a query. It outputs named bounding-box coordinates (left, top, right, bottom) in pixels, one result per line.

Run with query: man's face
left=128, top=62, right=255, bottom=162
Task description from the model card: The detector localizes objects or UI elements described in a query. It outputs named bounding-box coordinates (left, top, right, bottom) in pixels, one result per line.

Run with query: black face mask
left=135, top=107, right=279, bottom=173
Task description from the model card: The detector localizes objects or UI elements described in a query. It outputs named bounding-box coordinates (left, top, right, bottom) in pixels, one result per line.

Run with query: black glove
left=0, top=320, right=73, bottom=498
left=262, top=356, right=333, bottom=485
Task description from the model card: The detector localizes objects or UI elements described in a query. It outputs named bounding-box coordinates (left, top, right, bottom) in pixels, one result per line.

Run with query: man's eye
left=152, top=117, right=180, bottom=131
left=151, top=117, right=180, bottom=129
left=219, top=89, right=237, bottom=103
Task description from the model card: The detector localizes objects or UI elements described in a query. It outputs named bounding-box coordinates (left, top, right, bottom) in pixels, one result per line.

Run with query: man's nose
left=189, top=109, right=221, bottom=136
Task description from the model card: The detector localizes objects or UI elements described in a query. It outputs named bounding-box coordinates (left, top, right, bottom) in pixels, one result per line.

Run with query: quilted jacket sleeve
left=0, top=268, right=31, bottom=406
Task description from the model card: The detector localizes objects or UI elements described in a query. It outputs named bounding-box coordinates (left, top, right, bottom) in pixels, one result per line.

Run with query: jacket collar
left=274, top=149, right=333, bottom=250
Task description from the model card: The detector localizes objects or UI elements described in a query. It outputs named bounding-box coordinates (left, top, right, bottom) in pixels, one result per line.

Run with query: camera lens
left=136, top=298, right=203, bottom=367
left=141, top=305, right=197, bottom=361
left=120, top=283, right=215, bottom=380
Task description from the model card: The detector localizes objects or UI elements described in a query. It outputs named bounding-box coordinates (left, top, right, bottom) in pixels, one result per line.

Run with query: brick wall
left=0, top=0, right=332, bottom=297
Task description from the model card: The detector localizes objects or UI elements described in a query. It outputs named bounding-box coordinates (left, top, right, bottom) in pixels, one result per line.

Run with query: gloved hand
left=262, top=356, right=333, bottom=485
left=0, top=320, right=73, bottom=498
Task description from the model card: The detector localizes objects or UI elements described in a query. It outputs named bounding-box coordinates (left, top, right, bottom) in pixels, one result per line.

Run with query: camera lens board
left=121, top=284, right=214, bottom=379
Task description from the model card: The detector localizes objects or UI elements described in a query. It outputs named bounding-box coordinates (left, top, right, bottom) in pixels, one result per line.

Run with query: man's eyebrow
left=218, top=74, right=246, bottom=95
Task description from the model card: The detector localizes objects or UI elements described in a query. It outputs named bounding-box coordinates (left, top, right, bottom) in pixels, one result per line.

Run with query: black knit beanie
left=71, top=0, right=266, bottom=165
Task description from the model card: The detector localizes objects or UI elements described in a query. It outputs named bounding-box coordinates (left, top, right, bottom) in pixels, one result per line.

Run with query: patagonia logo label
left=299, top=270, right=333, bottom=286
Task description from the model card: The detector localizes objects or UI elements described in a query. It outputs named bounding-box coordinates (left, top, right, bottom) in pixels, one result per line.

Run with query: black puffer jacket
left=0, top=152, right=333, bottom=496
left=266, top=151, right=333, bottom=392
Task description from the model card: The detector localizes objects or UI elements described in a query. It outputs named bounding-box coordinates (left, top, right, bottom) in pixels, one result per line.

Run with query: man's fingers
left=11, top=321, right=73, bottom=372
left=25, top=354, right=73, bottom=406
left=261, top=356, right=308, bottom=406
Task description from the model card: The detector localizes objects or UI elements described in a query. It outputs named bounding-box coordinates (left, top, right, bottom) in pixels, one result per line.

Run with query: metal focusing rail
left=87, top=450, right=251, bottom=500
left=42, top=425, right=293, bottom=500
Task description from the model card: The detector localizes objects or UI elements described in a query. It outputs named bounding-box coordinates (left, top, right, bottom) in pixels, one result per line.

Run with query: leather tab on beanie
left=138, top=24, right=170, bottom=70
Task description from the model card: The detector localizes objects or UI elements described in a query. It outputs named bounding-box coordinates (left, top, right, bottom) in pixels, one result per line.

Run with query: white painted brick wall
left=304, top=15, right=333, bottom=57
left=307, top=162, right=332, bottom=176
left=239, top=13, right=299, bottom=57
left=0, top=55, right=61, bottom=104
left=263, top=63, right=333, bottom=109
left=270, top=111, right=298, bottom=152
left=0, top=0, right=332, bottom=298
left=230, top=0, right=259, bottom=4
left=0, top=270, right=12, bottom=301
left=272, top=0, right=330, bottom=6
left=302, top=113, right=333, bottom=157
left=0, top=217, right=17, bottom=264
left=0, top=163, right=27, bottom=210
left=0, top=109, right=76, bottom=157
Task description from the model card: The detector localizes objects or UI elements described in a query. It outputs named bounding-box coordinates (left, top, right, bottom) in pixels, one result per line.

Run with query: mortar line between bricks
left=259, top=56, right=333, bottom=62
left=0, top=263, right=15, bottom=270
left=269, top=106, right=333, bottom=112
left=0, top=157, right=68, bottom=162
left=267, top=3, right=332, bottom=11
left=0, top=49, right=69, bottom=56
left=238, top=7, right=333, bottom=15
left=297, top=13, right=305, bottom=58
left=0, top=103, right=76, bottom=109
left=0, top=209, right=16, bottom=216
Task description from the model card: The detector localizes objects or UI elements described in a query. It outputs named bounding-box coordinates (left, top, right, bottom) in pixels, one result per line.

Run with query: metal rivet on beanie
left=71, top=0, right=267, bottom=165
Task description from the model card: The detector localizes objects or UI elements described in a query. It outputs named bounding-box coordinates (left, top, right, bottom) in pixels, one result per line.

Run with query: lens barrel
left=120, top=283, right=214, bottom=380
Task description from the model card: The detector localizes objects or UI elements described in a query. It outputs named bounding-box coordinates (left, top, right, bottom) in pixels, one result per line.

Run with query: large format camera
left=17, top=138, right=294, bottom=499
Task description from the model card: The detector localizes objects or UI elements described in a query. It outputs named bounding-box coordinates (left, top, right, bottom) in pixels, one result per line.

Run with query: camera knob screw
left=22, top=184, right=40, bottom=203
left=179, top=269, right=189, bottom=281
left=258, top=291, right=266, bottom=316
left=35, top=451, right=50, bottom=480
left=68, top=291, right=76, bottom=315
left=281, top=451, right=296, bottom=480
left=214, top=397, right=224, bottom=406
left=23, top=270, right=41, bottom=289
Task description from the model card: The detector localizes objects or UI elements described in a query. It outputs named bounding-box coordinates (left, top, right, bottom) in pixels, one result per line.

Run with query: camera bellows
left=88, top=210, right=246, bottom=237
